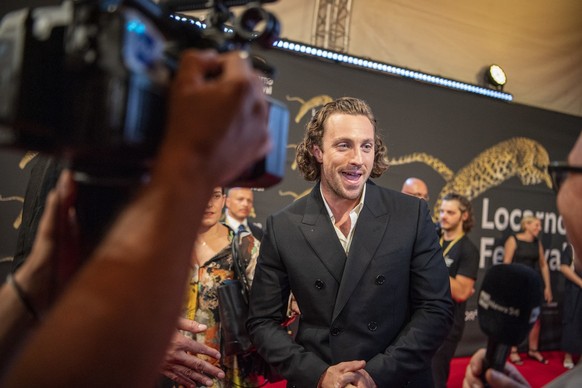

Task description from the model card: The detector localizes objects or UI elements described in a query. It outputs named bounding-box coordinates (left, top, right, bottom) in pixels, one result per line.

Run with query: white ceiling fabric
left=258, top=0, right=582, bottom=117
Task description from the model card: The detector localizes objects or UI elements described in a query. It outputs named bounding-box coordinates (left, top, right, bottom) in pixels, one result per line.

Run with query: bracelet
left=7, top=274, right=39, bottom=321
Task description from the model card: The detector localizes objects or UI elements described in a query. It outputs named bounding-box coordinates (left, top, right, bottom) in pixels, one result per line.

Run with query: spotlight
left=486, top=64, right=507, bottom=90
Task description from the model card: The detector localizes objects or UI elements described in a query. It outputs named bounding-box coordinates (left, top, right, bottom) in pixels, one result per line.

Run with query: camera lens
left=234, top=7, right=280, bottom=48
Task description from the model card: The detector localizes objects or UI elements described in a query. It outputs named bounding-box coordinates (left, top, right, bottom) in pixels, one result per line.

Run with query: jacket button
left=375, top=275, right=385, bottom=285
left=314, top=279, right=325, bottom=289
left=330, top=327, right=342, bottom=336
left=368, top=321, right=378, bottom=331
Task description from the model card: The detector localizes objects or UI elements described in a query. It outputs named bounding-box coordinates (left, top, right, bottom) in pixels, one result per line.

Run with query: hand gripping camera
left=0, top=0, right=289, bottom=187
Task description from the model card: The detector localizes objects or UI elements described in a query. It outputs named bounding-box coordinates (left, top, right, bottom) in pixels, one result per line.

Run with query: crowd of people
left=0, top=11, right=578, bottom=384
left=464, top=132, right=582, bottom=388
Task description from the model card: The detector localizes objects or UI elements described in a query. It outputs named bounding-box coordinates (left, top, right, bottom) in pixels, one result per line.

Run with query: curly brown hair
left=442, top=193, right=475, bottom=233
left=295, top=97, right=389, bottom=181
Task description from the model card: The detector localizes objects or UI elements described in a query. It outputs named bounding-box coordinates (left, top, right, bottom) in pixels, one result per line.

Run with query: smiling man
left=247, top=97, right=453, bottom=388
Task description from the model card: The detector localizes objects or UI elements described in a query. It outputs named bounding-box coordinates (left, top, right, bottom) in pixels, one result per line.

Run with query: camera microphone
left=477, top=264, right=542, bottom=373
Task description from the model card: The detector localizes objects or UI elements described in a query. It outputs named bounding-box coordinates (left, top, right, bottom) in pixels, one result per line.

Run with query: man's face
left=557, top=133, right=582, bottom=260
left=402, top=180, right=429, bottom=201
left=201, top=187, right=225, bottom=227
left=226, top=188, right=253, bottom=222
left=312, top=113, right=375, bottom=203
left=439, top=199, right=466, bottom=232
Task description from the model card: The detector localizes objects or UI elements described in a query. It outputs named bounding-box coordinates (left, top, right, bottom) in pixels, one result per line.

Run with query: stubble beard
left=441, top=220, right=462, bottom=235
left=322, top=170, right=364, bottom=202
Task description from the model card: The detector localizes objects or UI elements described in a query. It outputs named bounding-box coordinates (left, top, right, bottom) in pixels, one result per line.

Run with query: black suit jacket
left=247, top=182, right=453, bottom=387
left=224, top=217, right=265, bottom=242
left=248, top=222, right=265, bottom=242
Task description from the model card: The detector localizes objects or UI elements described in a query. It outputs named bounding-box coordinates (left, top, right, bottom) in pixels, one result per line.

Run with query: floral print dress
left=183, top=229, right=260, bottom=388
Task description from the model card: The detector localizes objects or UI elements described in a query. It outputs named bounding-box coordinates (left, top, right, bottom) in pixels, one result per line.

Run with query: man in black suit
left=224, top=187, right=264, bottom=241
left=247, top=97, right=453, bottom=387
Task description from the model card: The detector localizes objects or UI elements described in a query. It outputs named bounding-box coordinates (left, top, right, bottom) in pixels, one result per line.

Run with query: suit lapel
left=299, top=185, right=347, bottom=284
left=332, top=183, right=390, bottom=321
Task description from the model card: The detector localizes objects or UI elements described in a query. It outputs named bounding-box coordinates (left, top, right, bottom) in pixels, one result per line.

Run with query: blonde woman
left=503, top=215, right=552, bottom=365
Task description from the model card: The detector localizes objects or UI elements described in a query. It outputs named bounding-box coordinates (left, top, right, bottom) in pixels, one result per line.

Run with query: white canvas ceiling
left=249, top=0, right=582, bottom=117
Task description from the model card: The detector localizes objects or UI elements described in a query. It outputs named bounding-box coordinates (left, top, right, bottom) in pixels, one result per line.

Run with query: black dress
left=510, top=235, right=545, bottom=317
left=511, top=235, right=540, bottom=270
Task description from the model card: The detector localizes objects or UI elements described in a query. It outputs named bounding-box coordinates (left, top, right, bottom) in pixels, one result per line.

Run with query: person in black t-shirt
left=432, top=192, right=479, bottom=388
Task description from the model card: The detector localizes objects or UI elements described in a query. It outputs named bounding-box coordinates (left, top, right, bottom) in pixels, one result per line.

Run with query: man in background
left=224, top=187, right=264, bottom=240
left=432, top=193, right=479, bottom=388
left=401, top=177, right=429, bottom=201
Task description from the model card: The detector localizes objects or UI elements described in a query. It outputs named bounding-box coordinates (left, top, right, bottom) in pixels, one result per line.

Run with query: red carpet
left=448, top=350, right=573, bottom=388
left=263, top=351, right=574, bottom=388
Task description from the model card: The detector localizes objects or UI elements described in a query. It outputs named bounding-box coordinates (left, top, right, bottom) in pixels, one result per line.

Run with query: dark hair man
left=224, top=187, right=264, bottom=240
left=432, top=192, right=479, bottom=388
left=247, top=96, right=453, bottom=387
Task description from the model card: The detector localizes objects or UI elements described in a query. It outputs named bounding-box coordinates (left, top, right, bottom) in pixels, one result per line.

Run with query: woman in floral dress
left=184, top=187, right=261, bottom=388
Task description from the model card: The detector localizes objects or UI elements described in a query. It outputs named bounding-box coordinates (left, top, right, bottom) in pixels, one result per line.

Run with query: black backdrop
left=1, top=46, right=581, bottom=356
left=249, top=48, right=582, bottom=356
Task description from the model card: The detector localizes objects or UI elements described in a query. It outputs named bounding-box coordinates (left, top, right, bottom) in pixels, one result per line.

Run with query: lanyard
left=440, top=233, right=464, bottom=257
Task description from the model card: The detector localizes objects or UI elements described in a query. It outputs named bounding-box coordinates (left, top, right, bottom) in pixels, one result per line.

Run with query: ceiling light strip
left=168, top=16, right=511, bottom=102
left=273, top=39, right=513, bottom=102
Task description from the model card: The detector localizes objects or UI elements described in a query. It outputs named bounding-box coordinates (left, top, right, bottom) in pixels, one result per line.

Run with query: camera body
left=0, top=0, right=288, bottom=187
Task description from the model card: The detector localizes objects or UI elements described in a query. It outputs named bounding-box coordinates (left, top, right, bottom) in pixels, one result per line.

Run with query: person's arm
left=0, top=171, right=75, bottom=374
left=1, top=170, right=225, bottom=386
left=450, top=274, right=475, bottom=303
left=464, top=348, right=530, bottom=388
left=2, top=49, right=270, bottom=388
left=538, top=241, right=552, bottom=302
left=503, top=236, right=516, bottom=264
left=560, top=264, right=582, bottom=288
left=160, top=318, right=225, bottom=387
left=450, top=241, right=479, bottom=303
left=0, top=277, right=36, bottom=372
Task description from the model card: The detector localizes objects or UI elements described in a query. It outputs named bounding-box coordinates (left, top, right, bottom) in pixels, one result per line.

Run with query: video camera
left=0, top=0, right=289, bottom=188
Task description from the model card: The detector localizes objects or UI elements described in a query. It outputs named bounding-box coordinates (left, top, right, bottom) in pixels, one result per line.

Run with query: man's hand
left=160, top=49, right=271, bottom=188
left=14, top=170, right=78, bottom=317
left=349, top=369, right=376, bottom=388
left=544, top=287, right=553, bottom=303
left=319, top=360, right=376, bottom=388
left=161, top=318, right=225, bottom=387
left=288, top=293, right=301, bottom=316
left=463, top=348, right=530, bottom=388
